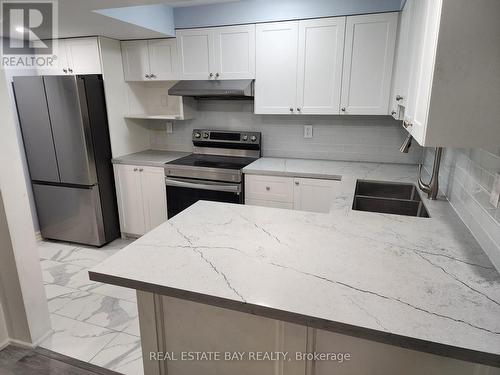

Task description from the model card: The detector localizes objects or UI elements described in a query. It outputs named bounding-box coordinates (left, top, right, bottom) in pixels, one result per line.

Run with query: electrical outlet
left=304, top=125, right=313, bottom=139
left=490, top=173, right=500, bottom=208
left=166, top=122, right=173, bottom=134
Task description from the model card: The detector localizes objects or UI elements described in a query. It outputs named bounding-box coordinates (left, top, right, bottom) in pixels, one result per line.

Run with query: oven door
left=165, top=177, right=242, bottom=219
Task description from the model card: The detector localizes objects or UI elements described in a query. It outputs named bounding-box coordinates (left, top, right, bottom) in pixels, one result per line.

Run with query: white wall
left=99, top=37, right=151, bottom=158
left=0, top=288, right=8, bottom=350
left=150, top=100, right=423, bottom=164
left=0, top=70, right=51, bottom=347
left=423, top=147, right=500, bottom=271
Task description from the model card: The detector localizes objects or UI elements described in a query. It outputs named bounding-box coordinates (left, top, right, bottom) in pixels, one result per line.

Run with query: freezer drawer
left=32, top=183, right=106, bottom=246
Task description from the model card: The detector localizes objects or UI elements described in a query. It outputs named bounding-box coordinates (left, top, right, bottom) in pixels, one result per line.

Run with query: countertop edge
left=88, top=270, right=500, bottom=368
left=242, top=169, right=343, bottom=181
left=111, top=159, right=167, bottom=168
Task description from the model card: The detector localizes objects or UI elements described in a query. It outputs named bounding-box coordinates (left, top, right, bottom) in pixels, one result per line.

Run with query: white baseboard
left=0, top=329, right=53, bottom=351
left=31, top=329, right=53, bottom=347
left=0, top=339, right=9, bottom=351
left=6, top=338, right=34, bottom=349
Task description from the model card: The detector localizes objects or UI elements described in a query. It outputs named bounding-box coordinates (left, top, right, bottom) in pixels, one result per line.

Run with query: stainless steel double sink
left=352, top=180, right=430, bottom=218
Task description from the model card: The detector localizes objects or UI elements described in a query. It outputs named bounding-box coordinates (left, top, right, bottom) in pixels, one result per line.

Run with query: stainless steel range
left=164, top=129, right=261, bottom=218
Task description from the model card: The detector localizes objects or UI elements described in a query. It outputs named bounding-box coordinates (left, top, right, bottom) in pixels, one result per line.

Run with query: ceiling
left=57, top=0, right=237, bottom=39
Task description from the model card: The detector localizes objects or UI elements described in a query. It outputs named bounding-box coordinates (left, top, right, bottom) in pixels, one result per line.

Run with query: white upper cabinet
left=296, top=17, right=345, bottom=115
left=177, top=25, right=255, bottom=80
left=390, top=0, right=414, bottom=119
left=147, top=39, right=179, bottom=81
left=213, top=25, right=255, bottom=79
left=398, top=0, right=500, bottom=148
left=176, top=28, right=214, bottom=80
left=121, top=39, right=179, bottom=81
left=38, top=37, right=101, bottom=75
left=64, top=37, right=102, bottom=75
left=255, top=21, right=299, bottom=114
left=340, top=13, right=398, bottom=115
left=121, top=40, right=150, bottom=81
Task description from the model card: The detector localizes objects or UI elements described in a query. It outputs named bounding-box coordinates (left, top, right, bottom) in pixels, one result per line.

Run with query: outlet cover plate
left=304, top=125, right=313, bottom=139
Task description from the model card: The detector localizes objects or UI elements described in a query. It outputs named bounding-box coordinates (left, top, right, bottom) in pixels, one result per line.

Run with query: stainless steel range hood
left=168, top=79, right=254, bottom=99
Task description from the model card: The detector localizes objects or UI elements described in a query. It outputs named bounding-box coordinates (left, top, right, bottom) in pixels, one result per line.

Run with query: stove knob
left=194, top=132, right=201, bottom=139
left=203, top=132, right=209, bottom=139
left=250, top=135, right=257, bottom=142
left=242, top=135, right=248, bottom=141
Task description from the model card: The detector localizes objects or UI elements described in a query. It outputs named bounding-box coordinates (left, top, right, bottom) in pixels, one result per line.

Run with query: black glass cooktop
left=165, top=154, right=258, bottom=170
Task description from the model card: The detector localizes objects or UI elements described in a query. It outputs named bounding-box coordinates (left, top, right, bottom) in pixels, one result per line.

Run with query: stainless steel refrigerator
left=13, top=75, right=120, bottom=246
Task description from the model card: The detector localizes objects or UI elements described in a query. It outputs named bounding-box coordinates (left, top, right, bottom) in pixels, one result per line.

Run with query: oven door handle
left=165, top=177, right=241, bottom=194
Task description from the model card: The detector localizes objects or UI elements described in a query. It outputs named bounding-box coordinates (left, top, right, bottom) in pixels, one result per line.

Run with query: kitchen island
left=90, top=161, right=500, bottom=375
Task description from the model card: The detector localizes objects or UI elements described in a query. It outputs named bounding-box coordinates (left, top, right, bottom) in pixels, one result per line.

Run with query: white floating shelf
left=124, top=114, right=181, bottom=120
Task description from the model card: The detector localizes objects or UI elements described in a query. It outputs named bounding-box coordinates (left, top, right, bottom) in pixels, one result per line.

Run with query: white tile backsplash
left=423, top=147, right=500, bottom=269
left=149, top=100, right=423, bottom=164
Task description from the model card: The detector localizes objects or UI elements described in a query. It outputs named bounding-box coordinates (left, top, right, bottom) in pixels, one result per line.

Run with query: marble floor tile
left=53, top=292, right=139, bottom=333
left=92, top=284, right=137, bottom=303
left=66, top=269, right=104, bottom=292
left=44, top=284, right=79, bottom=313
left=122, top=316, right=140, bottom=337
left=90, top=333, right=143, bottom=375
left=40, top=314, right=119, bottom=363
left=38, top=241, right=79, bottom=260
left=51, top=247, right=114, bottom=268
left=41, top=260, right=86, bottom=286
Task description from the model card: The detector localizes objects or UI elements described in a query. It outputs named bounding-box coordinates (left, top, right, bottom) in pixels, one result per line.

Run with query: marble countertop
left=90, top=160, right=500, bottom=366
left=111, top=150, right=189, bottom=167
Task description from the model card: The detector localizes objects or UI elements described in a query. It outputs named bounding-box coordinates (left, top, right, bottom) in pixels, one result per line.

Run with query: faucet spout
left=418, top=147, right=443, bottom=200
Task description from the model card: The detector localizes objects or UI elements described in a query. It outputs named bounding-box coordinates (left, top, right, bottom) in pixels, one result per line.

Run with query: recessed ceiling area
left=57, top=0, right=238, bottom=39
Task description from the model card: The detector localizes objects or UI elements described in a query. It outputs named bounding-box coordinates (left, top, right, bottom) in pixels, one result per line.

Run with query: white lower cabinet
left=114, top=164, right=167, bottom=236
left=245, top=174, right=339, bottom=213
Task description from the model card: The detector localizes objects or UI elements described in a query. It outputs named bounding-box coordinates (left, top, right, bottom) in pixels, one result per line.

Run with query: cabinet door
left=245, top=174, right=294, bottom=203
left=114, top=165, right=146, bottom=236
left=405, top=0, right=441, bottom=145
left=121, top=40, right=150, bottom=81
left=65, top=37, right=102, bottom=74
left=390, top=0, right=414, bottom=117
left=148, top=39, right=179, bottom=80
left=255, top=21, right=299, bottom=114
left=293, top=178, right=339, bottom=213
left=296, top=17, right=345, bottom=115
left=177, top=28, right=214, bottom=80
left=140, top=166, right=167, bottom=232
left=213, top=25, right=255, bottom=79
left=340, top=13, right=398, bottom=115
left=37, top=39, right=69, bottom=75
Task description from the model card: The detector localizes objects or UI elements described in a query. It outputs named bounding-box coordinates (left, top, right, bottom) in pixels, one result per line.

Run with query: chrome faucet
left=418, top=147, right=443, bottom=200
left=399, top=133, right=413, bottom=153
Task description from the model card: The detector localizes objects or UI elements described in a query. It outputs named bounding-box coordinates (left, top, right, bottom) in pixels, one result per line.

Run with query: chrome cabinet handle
left=145, top=74, right=150, bottom=79
left=266, top=186, right=270, bottom=191
left=215, top=72, right=219, bottom=78
left=341, top=107, right=346, bottom=112
left=133, top=168, right=138, bottom=171
left=289, top=107, right=294, bottom=113
left=391, top=111, right=397, bottom=115
left=68, top=68, right=73, bottom=73
left=165, top=177, right=241, bottom=193
left=396, top=95, right=404, bottom=101
left=150, top=74, right=156, bottom=79
left=63, top=68, right=68, bottom=73
left=139, top=168, right=144, bottom=172
left=296, top=108, right=301, bottom=112
left=209, top=73, right=214, bottom=78
left=295, top=181, right=299, bottom=186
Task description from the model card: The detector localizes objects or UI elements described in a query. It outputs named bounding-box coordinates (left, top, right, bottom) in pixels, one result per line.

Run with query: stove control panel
left=192, top=129, right=261, bottom=146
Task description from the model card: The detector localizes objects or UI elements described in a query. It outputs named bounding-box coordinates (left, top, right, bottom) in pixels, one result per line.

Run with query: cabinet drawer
left=245, top=174, right=293, bottom=203
left=245, top=198, right=293, bottom=210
